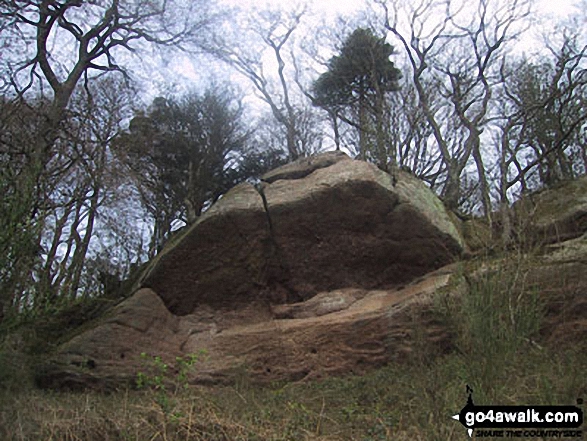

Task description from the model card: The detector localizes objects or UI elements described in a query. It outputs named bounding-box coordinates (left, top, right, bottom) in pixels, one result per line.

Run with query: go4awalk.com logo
left=451, top=386, right=584, bottom=438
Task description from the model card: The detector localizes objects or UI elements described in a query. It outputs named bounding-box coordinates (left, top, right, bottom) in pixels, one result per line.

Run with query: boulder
left=191, top=268, right=457, bottom=384
left=39, top=268, right=459, bottom=389
left=38, top=153, right=465, bottom=389
left=138, top=182, right=273, bottom=314
left=39, top=232, right=587, bottom=390
left=532, top=233, right=587, bottom=346
left=140, top=152, right=464, bottom=315
left=271, top=288, right=368, bottom=319
left=515, top=176, right=587, bottom=244
left=36, top=160, right=587, bottom=390
left=261, top=150, right=349, bottom=183
left=37, top=288, right=179, bottom=390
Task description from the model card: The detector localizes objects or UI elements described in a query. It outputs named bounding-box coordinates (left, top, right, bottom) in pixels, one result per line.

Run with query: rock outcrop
left=39, top=153, right=466, bottom=389
left=37, top=154, right=587, bottom=390
left=39, top=269, right=459, bottom=389
left=514, top=175, right=587, bottom=244
left=139, top=152, right=463, bottom=315
left=532, top=233, right=587, bottom=346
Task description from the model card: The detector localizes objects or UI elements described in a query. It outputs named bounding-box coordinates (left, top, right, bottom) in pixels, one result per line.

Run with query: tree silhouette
left=313, top=28, right=401, bottom=164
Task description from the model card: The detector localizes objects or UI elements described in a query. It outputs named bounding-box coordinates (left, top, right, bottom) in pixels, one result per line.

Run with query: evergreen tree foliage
left=313, top=28, right=401, bottom=110
left=119, top=89, right=286, bottom=255
left=313, top=28, right=401, bottom=162
left=119, top=90, right=247, bottom=251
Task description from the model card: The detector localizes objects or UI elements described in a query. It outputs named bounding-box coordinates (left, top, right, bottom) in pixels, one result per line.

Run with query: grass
left=1, top=346, right=584, bottom=441
left=1, top=255, right=586, bottom=440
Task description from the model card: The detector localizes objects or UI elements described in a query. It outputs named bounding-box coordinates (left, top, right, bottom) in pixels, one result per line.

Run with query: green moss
left=373, top=168, right=465, bottom=249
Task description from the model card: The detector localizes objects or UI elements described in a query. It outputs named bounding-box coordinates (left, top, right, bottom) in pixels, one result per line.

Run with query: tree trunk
left=330, top=111, right=341, bottom=151
left=358, top=87, right=368, bottom=160
left=375, top=89, right=388, bottom=170
left=442, top=163, right=462, bottom=211
left=471, top=138, right=492, bottom=223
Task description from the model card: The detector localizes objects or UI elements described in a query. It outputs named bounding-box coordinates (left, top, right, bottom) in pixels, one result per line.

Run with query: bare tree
left=387, top=76, right=445, bottom=184
left=215, top=6, right=314, bottom=160
left=495, top=35, right=587, bottom=242
left=2, top=0, right=219, bottom=136
left=1, top=0, right=220, bottom=218
left=0, top=76, right=135, bottom=314
left=294, top=15, right=363, bottom=154
left=503, top=39, right=587, bottom=190
left=37, top=77, right=134, bottom=306
left=0, top=0, right=221, bottom=319
left=0, top=96, right=48, bottom=320
left=375, top=0, right=531, bottom=216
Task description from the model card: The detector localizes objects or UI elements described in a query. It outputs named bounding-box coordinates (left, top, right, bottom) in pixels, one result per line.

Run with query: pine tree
left=313, top=28, right=402, bottom=164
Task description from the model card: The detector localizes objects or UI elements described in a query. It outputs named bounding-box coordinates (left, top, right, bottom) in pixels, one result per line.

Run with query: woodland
left=0, top=0, right=586, bottom=327
left=1, top=2, right=587, bottom=440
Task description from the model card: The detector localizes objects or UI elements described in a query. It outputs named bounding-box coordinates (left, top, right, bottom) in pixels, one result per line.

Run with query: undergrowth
left=1, top=345, right=584, bottom=440
left=0, top=254, right=585, bottom=440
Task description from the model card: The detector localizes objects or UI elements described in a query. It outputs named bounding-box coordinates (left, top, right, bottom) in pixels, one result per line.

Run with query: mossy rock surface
left=139, top=153, right=464, bottom=315
left=515, top=176, right=587, bottom=244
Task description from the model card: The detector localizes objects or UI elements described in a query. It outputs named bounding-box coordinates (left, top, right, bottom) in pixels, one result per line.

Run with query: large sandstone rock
left=37, top=288, right=178, bottom=389
left=503, top=178, right=587, bottom=345
left=140, top=152, right=463, bottom=315
left=37, top=161, right=587, bottom=390
left=532, top=233, right=587, bottom=346
left=261, top=150, right=350, bottom=183
left=39, top=268, right=458, bottom=389
left=38, top=153, right=465, bottom=389
left=39, top=232, right=587, bottom=390
left=138, top=182, right=273, bottom=314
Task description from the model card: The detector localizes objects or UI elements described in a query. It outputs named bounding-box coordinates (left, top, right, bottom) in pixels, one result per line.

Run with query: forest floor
left=0, top=344, right=585, bottom=440
left=1, top=253, right=586, bottom=440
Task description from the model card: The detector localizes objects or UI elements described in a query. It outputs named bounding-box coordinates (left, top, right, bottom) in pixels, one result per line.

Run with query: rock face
left=140, top=152, right=463, bottom=315
left=39, top=153, right=465, bottom=389
left=513, top=178, right=587, bottom=346
left=38, top=154, right=587, bottom=390
left=39, top=270, right=458, bottom=389
left=532, top=234, right=587, bottom=346
left=37, top=288, right=179, bottom=390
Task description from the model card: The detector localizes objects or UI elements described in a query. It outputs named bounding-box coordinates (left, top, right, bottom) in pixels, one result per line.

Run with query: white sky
left=159, top=0, right=581, bottom=105
left=214, top=0, right=578, bottom=24
left=218, top=0, right=574, bottom=18
left=536, top=0, right=579, bottom=16
left=218, top=0, right=366, bottom=15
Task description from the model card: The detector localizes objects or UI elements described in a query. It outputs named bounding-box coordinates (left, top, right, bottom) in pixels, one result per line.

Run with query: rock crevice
left=138, top=152, right=464, bottom=315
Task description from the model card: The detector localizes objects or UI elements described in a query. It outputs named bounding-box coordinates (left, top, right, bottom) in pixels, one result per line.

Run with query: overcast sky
left=217, top=0, right=578, bottom=17
left=152, top=0, right=581, bottom=105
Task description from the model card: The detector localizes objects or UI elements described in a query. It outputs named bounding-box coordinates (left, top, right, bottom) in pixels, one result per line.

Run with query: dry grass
left=1, top=342, right=585, bottom=440
left=1, top=256, right=586, bottom=440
